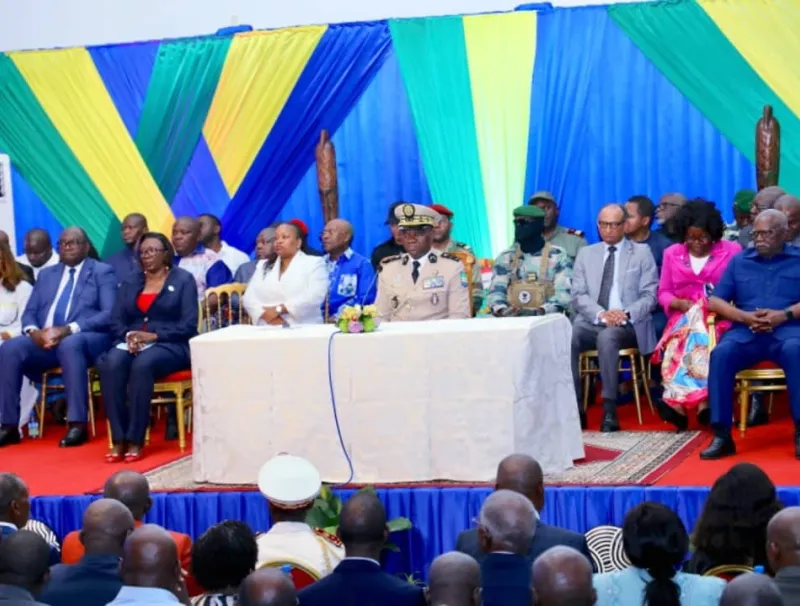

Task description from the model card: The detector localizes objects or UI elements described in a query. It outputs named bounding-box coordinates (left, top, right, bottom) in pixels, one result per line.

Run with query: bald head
left=427, top=552, right=481, bottom=606
left=80, top=498, right=135, bottom=555
left=720, top=573, right=782, bottom=606
left=478, top=489, right=536, bottom=555
left=496, top=454, right=544, bottom=511
left=322, top=218, right=354, bottom=255
left=767, top=506, right=800, bottom=572
left=532, top=547, right=595, bottom=606
left=238, top=569, right=297, bottom=606
left=121, top=524, right=181, bottom=590
left=103, top=471, right=151, bottom=520
left=0, top=530, right=51, bottom=594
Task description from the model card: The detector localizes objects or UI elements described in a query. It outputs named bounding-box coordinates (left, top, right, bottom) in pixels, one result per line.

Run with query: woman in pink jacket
left=652, top=200, right=741, bottom=431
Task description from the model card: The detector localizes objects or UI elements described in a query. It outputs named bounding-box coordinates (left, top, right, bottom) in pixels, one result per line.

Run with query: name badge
left=337, top=274, right=358, bottom=297
left=423, top=276, right=445, bottom=290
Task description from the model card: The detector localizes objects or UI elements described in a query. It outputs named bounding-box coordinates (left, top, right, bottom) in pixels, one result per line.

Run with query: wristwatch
left=785, top=308, right=794, bottom=321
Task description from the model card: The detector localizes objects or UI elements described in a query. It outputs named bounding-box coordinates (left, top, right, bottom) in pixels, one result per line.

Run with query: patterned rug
left=145, top=430, right=705, bottom=491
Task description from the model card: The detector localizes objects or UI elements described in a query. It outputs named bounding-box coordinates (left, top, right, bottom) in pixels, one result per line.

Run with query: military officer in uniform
left=255, top=454, right=344, bottom=577
left=488, top=205, right=573, bottom=316
left=528, top=191, right=588, bottom=262
left=369, top=202, right=406, bottom=270
left=376, top=204, right=470, bottom=321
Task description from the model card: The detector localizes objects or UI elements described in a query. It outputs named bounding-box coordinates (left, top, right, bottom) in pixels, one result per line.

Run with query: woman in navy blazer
left=96, top=233, right=198, bottom=463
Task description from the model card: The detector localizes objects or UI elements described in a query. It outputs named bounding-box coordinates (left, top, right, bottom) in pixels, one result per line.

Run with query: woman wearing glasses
left=652, top=200, right=741, bottom=431
left=97, top=232, right=198, bottom=462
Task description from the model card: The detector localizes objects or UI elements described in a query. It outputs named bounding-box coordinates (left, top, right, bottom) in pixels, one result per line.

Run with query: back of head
left=0, top=473, right=28, bottom=528
left=338, top=491, right=387, bottom=555
left=478, top=489, right=536, bottom=555
left=532, top=546, right=595, bottom=606
left=121, top=524, right=180, bottom=590
left=495, top=454, right=544, bottom=510
left=238, top=569, right=296, bottom=606
left=0, top=530, right=51, bottom=594
left=720, top=573, right=783, bottom=606
left=622, top=502, right=688, bottom=606
left=192, top=520, right=258, bottom=592
left=104, top=471, right=151, bottom=520
left=80, top=498, right=135, bottom=556
left=428, top=552, right=481, bottom=606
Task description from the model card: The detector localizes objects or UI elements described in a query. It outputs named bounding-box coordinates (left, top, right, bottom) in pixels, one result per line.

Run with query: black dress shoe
left=655, top=399, right=688, bottom=433
left=59, top=425, right=88, bottom=447
left=747, top=393, right=769, bottom=427
left=0, top=426, right=21, bottom=447
left=795, top=431, right=800, bottom=460
left=699, top=433, right=736, bottom=460
left=600, top=412, right=620, bottom=433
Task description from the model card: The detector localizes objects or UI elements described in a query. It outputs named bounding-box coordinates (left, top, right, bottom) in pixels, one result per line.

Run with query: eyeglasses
left=685, top=234, right=712, bottom=245
left=658, top=202, right=682, bottom=209
left=139, top=247, right=167, bottom=257
left=597, top=221, right=624, bottom=230
left=752, top=229, right=781, bottom=240
left=58, top=238, right=85, bottom=249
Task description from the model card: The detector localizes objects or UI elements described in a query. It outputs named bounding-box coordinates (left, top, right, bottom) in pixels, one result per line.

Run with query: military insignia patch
left=519, top=291, right=532, bottom=304
left=460, top=272, right=468, bottom=287
left=431, top=293, right=440, bottom=306
left=391, top=295, right=399, bottom=309
left=402, top=204, right=416, bottom=219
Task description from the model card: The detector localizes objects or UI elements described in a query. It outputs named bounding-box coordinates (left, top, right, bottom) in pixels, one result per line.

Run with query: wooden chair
left=708, top=314, right=786, bottom=436
left=36, top=368, right=98, bottom=439
left=447, top=250, right=478, bottom=316
left=702, top=564, right=754, bottom=580
left=578, top=349, right=654, bottom=424
left=259, top=559, right=321, bottom=590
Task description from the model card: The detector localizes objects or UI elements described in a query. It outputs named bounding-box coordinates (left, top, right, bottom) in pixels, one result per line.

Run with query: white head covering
left=257, top=454, right=321, bottom=510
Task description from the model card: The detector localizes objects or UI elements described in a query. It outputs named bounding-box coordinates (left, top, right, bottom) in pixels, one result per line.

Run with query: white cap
left=257, top=454, right=321, bottom=510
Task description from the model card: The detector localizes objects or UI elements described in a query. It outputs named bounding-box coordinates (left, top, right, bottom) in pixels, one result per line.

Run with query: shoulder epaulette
left=454, top=241, right=472, bottom=250
left=566, top=228, right=585, bottom=237
left=314, top=528, right=343, bottom=547
left=380, top=255, right=401, bottom=264
left=440, top=252, right=461, bottom=262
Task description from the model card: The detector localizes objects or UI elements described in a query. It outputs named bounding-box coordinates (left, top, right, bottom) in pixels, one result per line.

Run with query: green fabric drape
left=609, top=0, right=800, bottom=194
left=389, top=17, right=491, bottom=258
left=0, top=55, right=122, bottom=256
left=135, top=37, right=232, bottom=203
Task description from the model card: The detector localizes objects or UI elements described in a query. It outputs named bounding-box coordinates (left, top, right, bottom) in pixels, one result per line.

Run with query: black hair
left=0, top=530, right=50, bottom=591
left=623, top=502, right=687, bottom=606
left=628, top=195, right=656, bottom=220
left=276, top=222, right=303, bottom=241
left=674, top=198, right=726, bottom=243
left=138, top=232, right=175, bottom=268
left=199, top=213, right=222, bottom=228
left=0, top=473, right=26, bottom=517
left=191, top=520, right=257, bottom=592
left=339, top=492, right=386, bottom=547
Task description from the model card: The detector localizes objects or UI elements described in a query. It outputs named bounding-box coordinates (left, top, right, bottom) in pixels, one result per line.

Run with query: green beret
left=734, top=189, right=755, bottom=213
left=513, top=205, right=546, bottom=219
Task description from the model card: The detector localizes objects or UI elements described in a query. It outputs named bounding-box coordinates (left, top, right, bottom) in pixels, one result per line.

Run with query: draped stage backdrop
left=7, top=0, right=788, bottom=260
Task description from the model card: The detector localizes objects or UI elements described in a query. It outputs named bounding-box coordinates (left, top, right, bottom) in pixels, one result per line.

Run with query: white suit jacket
left=242, top=251, right=328, bottom=325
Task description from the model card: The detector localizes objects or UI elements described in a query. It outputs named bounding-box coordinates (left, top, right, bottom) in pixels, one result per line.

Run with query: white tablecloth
left=190, top=315, right=584, bottom=484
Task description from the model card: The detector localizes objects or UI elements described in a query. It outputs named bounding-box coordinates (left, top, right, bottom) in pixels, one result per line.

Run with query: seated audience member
left=529, top=191, right=588, bottom=263
left=370, top=202, right=406, bottom=270
left=16, top=228, right=59, bottom=280
left=255, top=454, right=344, bottom=575
left=39, top=499, right=134, bottom=606
left=701, top=209, right=800, bottom=459
left=624, top=195, right=673, bottom=274
left=191, top=521, right=258, bottom=606
left=740, top=186, right=786, bottom=247
left=0, top=473, right=59, bottom=566
left=199, top=214, right=250, bottom=276
left=532, top=546, right=596, bottom=606
left=775, top=193, right=800, bottom=246
left=570, top=204, right=658, bottom=432
left=375, top=204, right=469, bottom=322
left=298, top=492, right=425, bottom=606
left=430, top=204, right=483, bottom=313
left=234, top=227, right=277, bottom=285
left=723, top=189, right=754, bottom=242
left=456, top=455, right=591, bottom=565
left=104, top=213, right=148, bottom=286
left=653, top=193, right=687, bottom=243
left=238, top=569, right=296, bottom=606
left=0, top=530, right=51, bottom=606
left=687, top=463, right=782, bottom=575
left=766, top=507, right=800, bottom=605
left=487, top=206, right=572, bottom=318
left=291, top=219, right=324, bottom=257
left=242, top=223, right=328, bottom=326
left=321, top=218, right=376, bottom=321
left=652, top=200, right=741, bottom=431
left=22, top=520, right=61, bottom=561
left=0, top=227, right=116, bottom=448
left=594, top=502, right=724, bottom=606
left=0, top=231, right=33, bottom=284
left=720, top=573, right=783, bottom=606
left=426, top=552, right=481, bottom=606
left=96, top=233, right=198, bottom=462
left=106, top=525, right=186, bottom=606
left=172, top=216, right=232, bottom=300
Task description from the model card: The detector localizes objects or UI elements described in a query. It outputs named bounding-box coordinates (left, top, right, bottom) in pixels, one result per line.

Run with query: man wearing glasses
left=570, top=205, right=659, bottom=432
left=0, top=227, right=116, bottom=447
left=653, top=193, right=687, bottom=244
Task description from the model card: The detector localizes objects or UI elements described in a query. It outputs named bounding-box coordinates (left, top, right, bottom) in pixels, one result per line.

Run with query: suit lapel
left=590, top=245, right=605, bottom=295
left=617, top=239, right=632, bottom=289
left=67, top=260, right=92, bottom=321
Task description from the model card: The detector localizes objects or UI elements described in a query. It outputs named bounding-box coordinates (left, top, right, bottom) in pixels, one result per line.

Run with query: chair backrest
left=702, top=564, right=754, bottom=580
left=585, top=525, right=631, bottom=573
left=447, top=250, right=477, bottom=316
left=259, top=560, right=321, bottom=589
left=201, top=283, right=250, bottom=331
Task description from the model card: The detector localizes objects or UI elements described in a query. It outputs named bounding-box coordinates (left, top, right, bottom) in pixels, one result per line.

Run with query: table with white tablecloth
left=190, top=315, right=584, bottom=484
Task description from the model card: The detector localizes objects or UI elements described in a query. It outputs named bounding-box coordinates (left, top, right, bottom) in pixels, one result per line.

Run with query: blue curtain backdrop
left=524, top=6, right=755, bottom=242
left=279, top=50, right=431, bottom=257
left=171, top=138, right=230, bottom=219
left=9, top=166, right=62, bottom=255
left=222, top=22, right=393, bottom=251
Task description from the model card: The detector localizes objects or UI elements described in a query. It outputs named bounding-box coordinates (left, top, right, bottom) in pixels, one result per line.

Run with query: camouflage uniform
left=723, top=222, right=740, bottom=242
left=545, top=225, right=588, bottom=262
left=441, top=239, right=484, bottom=312
left=487, top=243, right=573, bottom=315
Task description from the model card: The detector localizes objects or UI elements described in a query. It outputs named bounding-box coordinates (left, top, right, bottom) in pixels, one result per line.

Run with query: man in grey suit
left=767, top=506, right=800, bottom=606
left=571, top=204, right=658, bottom=432
left=0, top=530, right=51, bottom=606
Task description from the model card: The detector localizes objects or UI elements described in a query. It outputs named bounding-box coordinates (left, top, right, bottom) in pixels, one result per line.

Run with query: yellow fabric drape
left=203, top=26, right=327, bottom=197
left=463, top=12, right=537, bottom=254
left=10, top=48, right=174, bottom=234
left=700, top=0, right=800, bottom=120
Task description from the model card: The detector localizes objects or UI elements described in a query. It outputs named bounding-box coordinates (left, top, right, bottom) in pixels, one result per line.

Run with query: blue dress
left=593, top=567, right=725, bottom=606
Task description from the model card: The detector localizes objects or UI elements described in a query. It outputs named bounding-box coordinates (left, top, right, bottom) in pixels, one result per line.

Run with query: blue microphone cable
left=326, top=328, right=354, bottom=486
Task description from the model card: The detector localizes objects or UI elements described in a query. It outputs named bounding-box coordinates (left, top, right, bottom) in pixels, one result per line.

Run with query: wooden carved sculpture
left=756, top=105, right=780, bottom=190
left=316, top=130, right=339, bottom=223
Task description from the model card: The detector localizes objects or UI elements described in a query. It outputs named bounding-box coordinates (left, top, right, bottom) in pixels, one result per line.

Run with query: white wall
left=0, top=0, right=641, bottom=52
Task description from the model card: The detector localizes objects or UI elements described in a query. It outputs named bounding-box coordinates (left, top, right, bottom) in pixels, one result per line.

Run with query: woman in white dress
left=242, top=222, right=328, bottom=326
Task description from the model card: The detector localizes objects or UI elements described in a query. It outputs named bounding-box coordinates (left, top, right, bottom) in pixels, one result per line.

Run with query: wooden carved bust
left=315, top=130, right=339, bottom=223
left=756, top=105, right=780, bottom=190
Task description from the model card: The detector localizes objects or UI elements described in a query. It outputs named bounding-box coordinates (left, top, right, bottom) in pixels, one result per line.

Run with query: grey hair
left=775, top=194, right=800, bottom=212
left=478, top=490, right=536, bottom=553
left=0, top=473, right=26, bottom=513
left=599, top=203, right=629, bottom=221
left=756, top=209, right=788, bottom=230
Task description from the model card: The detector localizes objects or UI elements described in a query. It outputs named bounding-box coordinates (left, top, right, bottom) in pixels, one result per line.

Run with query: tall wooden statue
left=316, top=130, right=339, bottom=223
left=756, top=105, right=780, bottom=190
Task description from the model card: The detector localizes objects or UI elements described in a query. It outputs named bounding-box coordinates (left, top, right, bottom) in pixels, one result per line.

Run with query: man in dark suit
left=298, top=492, right=425, bottom=606
left=104, top=213, right=147, bottom=286
left=767, top=506, right=800, bottom=606
left=0, top=474, right=59, bottom=566
left=455, top=455, right=593, bottom=568
left=40, top=499, right=134, bottom=606
left=0, top=531, right=51, bottom=606
left=0, top=227, right=117, bottom=447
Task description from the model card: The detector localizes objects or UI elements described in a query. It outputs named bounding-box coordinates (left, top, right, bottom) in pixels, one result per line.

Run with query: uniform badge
left=337, top=274, right=357, bottom=296
left=460, top=272, right=468, bottom=287
left=518, top=291, right=532, bottom=304
left=391, top=295, right=399, bottom=309
left=422, top=275, right=445, bottom=290
left=431, top=293, right=440, bottom=306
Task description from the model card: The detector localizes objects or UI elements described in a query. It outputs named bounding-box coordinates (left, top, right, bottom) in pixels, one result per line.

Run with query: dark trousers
left=0, top=333, right=110, bottom=425
left=97, top=344, right=190, bottom=445
left=571, top=318, right=637, bottom=411
left=709, top=333, right=800, bottom=429
left=651, top=309, right=667, bottom=384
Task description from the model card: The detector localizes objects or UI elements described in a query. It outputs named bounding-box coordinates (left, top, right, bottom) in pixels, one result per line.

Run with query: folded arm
left=284, top=258, right=328, bottom=321
left=571, top=250, right=604, bottom=321
left=154, top=277, right=199, bottom=342
left=626, top=250, right=658, bottom=323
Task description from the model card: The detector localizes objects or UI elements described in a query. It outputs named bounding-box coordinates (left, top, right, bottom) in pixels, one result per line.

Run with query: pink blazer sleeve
left=657, top=244, right=679, bottom=313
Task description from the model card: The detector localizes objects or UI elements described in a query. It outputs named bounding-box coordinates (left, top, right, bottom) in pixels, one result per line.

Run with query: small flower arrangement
left=336, top=304, right=379, bottom=334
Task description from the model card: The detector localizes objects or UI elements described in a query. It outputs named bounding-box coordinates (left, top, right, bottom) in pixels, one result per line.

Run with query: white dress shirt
left=16, top=252, right=59, bottom=279
left=24, top=261, right=84, bottom=335
left=602, top=242, right=623, bottom=311
left=219, top=241, right=250, bottom=275
left=0, top=281, right=33, bottom=338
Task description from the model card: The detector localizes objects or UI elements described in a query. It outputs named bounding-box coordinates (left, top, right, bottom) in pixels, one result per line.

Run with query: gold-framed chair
left=202, top=283, right=250, bottom=328
left=578, top=349, right=654, bottom=424
left=702, top=564, right=754, bottom=580
left=36, top=368, right=98, bottom=439
left=259, top=558, right=321, bottom=589
left=448, top=250, right=478, bottom=316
